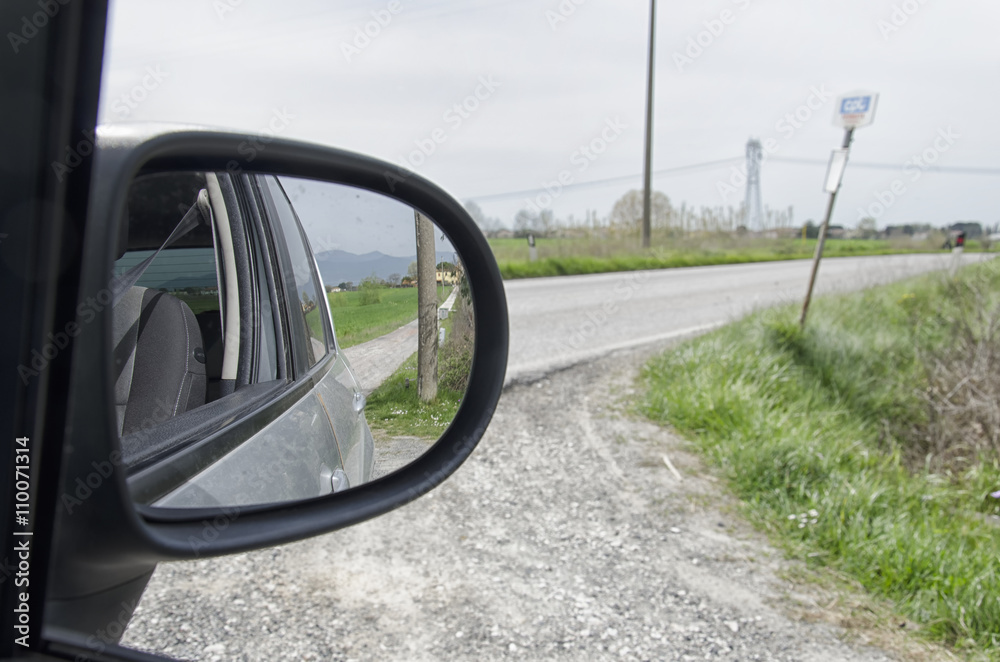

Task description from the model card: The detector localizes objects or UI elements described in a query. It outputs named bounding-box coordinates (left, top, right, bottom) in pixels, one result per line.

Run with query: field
left=328, top=286, right=450, bottom=349
left=490, top=234, right=990, bottom=279
left=641, top=259, right=1000, bottom=654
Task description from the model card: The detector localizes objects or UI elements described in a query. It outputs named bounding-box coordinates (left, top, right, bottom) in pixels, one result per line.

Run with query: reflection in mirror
left=115, top=171, right=473, bottom=510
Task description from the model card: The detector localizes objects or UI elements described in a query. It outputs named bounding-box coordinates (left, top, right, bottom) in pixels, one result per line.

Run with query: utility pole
left=415, top=211, right=438, bottom=401
left=641, top=0, right=656, bottom=249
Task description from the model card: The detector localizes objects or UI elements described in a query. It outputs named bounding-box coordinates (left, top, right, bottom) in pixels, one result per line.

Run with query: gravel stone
left=123, top=348, right=895, bottom=661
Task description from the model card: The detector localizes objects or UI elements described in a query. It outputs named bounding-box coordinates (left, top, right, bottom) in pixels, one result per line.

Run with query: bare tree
left=610, top=189, right=673, bottom=231
left=464, top=199, right=502, bottom=234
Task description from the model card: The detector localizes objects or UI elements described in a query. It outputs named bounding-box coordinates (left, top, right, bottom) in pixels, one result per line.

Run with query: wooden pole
left=415, top=211, right=438, bottom=401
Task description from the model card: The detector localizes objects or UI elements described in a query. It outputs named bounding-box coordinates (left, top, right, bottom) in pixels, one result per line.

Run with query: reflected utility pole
left=641, top=0, right=656, bottom=249
left=415, top=211, right=438, bottom=402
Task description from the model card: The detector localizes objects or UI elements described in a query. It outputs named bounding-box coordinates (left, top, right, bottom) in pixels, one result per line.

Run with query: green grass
left=491, top=236, right=991, bottom=279
left=329, top=286, right=450, bottom=349
left=640, top=260, right=1000, bottom=653
left=172, top=293, right=219, bottom=315
left=304, top=306, right=324, bottom=345
left=363, top=316, right=465, bottom=439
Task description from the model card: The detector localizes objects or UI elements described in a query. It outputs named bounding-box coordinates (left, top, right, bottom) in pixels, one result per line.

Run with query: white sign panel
left=823, top=149, right=849, bottom=193
left=834, top=91, right=879, bottom=129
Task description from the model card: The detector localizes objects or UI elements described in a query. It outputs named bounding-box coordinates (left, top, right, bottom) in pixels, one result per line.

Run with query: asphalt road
left=122, top=254, right=980, bottom=661
left=504, top=252, right=988, bottom=384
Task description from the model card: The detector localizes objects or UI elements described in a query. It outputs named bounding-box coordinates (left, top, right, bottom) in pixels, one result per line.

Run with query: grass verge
left=640, top=259, right=1000, bottom=654
left=363, top=315, right=466, bottom=439
left=493, top=236, right=990, bottom=280
left=329, top=286, right=450, bottom=349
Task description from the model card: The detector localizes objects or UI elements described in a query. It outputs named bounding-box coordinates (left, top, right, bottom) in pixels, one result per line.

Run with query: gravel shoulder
left=120, top=344, right=948, bottom=661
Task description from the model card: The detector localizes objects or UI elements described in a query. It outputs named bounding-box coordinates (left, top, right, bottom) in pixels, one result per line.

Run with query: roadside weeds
left=638, top=260, right=1000, bottom=658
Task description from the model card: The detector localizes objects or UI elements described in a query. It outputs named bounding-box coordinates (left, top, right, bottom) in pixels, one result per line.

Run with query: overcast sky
left=280, top=176, right=455, bottom=257
left=101, top=0, right=1000, bottom=241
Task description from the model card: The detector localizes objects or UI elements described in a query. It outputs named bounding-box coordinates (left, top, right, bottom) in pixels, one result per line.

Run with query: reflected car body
left=113, top=165, right=374, bottom=507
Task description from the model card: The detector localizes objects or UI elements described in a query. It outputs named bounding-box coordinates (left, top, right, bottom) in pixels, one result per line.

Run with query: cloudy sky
left=100, top=0, right=1000, bottom=241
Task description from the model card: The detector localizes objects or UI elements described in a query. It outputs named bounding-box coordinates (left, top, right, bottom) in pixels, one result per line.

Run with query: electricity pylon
left=744, top=138, right=764, bottom=231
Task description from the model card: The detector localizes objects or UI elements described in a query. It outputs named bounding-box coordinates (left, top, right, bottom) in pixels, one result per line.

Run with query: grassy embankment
left=492, top=235, right=991, bottom=279
left=328, top=285, right=450, bottom=349
left=641, top=259, right=1000, bottom=654
left=364, top=288, right=474, bottom=439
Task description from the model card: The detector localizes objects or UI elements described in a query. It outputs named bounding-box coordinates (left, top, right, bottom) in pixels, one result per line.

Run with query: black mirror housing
left=49, top=126, right=507, bottom=620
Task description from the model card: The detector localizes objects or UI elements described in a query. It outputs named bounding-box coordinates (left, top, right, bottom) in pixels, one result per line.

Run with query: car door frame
left=0, top=1, right=113, bottom=658
left=123, top=169, right=349, bottom=507
left=244, top=172, right=334, bottom=379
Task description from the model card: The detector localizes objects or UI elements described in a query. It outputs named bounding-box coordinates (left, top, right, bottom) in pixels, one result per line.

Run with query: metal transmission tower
left=744, top=138, right=764, bottom=231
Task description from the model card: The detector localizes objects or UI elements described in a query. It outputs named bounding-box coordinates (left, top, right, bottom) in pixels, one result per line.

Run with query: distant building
left=436, top=261, right=463, bottom=286
left=436, top=269, right=460, bottom=286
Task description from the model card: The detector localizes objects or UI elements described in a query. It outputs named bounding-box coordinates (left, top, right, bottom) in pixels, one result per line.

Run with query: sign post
left=800, top=91, right=879, bottom=328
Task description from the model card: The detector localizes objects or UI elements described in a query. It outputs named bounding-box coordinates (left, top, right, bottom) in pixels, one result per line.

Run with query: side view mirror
left=119, top=172, right=479, bottom=510
left=46, top=125, right=507, bottom=638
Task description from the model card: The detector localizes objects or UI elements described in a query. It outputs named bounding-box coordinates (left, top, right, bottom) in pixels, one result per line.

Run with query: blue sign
left=840, top=96, right=871, bottom=115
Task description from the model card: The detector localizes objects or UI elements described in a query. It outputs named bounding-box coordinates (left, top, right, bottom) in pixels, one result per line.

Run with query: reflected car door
left=252, top=174, right=375, bottom=491
left=146, top=173, right=371, bottom=508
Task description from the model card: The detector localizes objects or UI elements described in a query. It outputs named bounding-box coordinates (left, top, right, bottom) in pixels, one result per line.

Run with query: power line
left=468, top=154, right=1000, bottom=204
left=468, top=156, right=743, bottom=202
left=768, top=156, right=1000, bottom=176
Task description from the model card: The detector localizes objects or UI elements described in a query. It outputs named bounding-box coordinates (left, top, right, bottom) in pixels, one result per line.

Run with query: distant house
left=436, top=261, right=462, bottom=286
left=436, top=269, right=460, bottom=286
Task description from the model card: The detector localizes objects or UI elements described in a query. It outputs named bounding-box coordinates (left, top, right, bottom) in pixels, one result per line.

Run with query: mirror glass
left=114, top=171, right=473, bottom=509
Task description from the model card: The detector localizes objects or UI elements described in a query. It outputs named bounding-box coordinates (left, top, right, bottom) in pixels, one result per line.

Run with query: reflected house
left=410, top=262, right=463, bottom=288
left=436, top=262, right=461, bottom=286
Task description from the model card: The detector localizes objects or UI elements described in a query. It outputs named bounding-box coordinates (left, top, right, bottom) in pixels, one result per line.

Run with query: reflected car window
left=259, top=175, right=329, bottom=369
